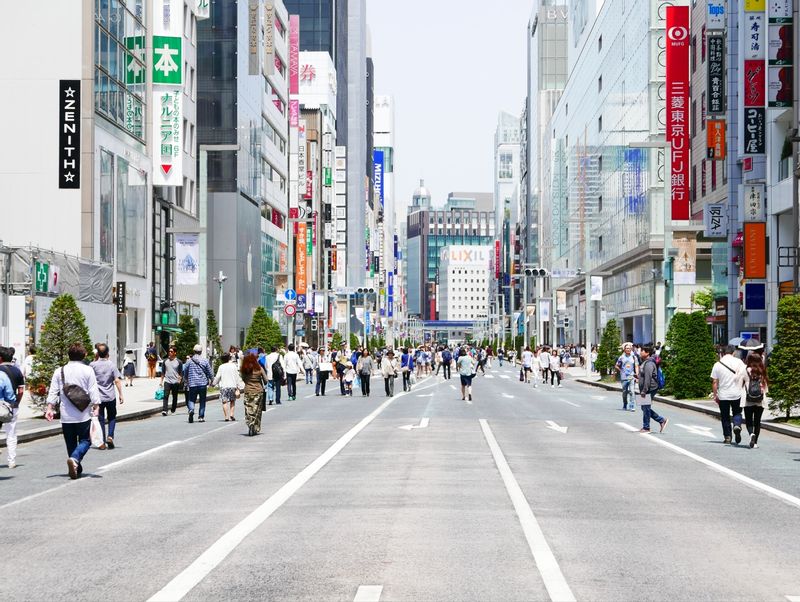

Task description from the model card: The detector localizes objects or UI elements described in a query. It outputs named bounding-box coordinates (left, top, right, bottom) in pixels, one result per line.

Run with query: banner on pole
left=175, top=233, right=200, bottom=285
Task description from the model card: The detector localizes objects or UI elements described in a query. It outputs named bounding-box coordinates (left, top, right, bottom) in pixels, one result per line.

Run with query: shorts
left=524, top=366, right=532, bottom=372
left=460, top=374, right=473, bottom=387
left=219, top=387, right=237, bottom=402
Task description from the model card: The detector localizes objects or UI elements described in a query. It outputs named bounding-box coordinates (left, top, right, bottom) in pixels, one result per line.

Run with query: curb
left=576, top=378, right=800, bottom=440
left=0, top=394, right=220, bottom=448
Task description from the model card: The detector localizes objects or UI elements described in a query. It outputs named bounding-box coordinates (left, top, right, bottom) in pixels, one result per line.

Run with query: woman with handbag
left=356, top=349, right=375, bottom=397
left=240, top=353, right=269, bottom=436
left=381, top=350, right=399, bottom=396
left=316, top=348, right=332, bottom=396
left=400, top=348, right=414, bottom=392
left=744, top=353, right=768, bottom=448
left=213, top=352, right=244, bottom=421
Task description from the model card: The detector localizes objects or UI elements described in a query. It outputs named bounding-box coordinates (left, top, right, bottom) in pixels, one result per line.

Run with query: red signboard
left=494, top=240, right=501, bottom=279
left=305, top=170, right=313, bottom=199
left=744, top=59, right=766, bottom=106
left=743, top=222, right=767, bottom=279
left=666, top=5, right=690, bottom=220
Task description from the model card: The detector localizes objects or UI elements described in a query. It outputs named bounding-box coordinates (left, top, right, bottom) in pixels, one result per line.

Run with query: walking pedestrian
left=303, top=348, right=315, bottom=384
left=240, top=353, right=269, bottom=436
left=637, top=345, right=668, bottom=433
left=457, top=348, right=475, bottom=401
left=615, top=343, right=639, bottom=411
left=21, top=345, right=35, bottom=388
left=744, top=353, right=768, bottom=449
left=185, top=344, right=214, bottom=423
left=521, top=346, right=533, bottom=383
left=381, top=349, right=399, bottom=396
left=0, top=346, right=25, bottom=468
left=539, top=347, right=551, bottom=384
left=441, top=346, right=452, bottom=380
left=146, top=342, right=158, bottom=379
left=213, top=352, right=244, bottom=421
left=283, top=343, right=303, bottom=401
left=316, top=348, right=331, bottom=396
left=159, top=346, right=183, bottom=415
left=45, top=344, right=101, bottom=479
left=265, top=346, right=285, bottom=405
left=122, top=349, right=136, bottom=386
left=400, top=347, right=414, bottom=391
left=497, top=347, right=504, bottom=367
left=90, top=343, right=124, bottom=449
left=550, top=348, right=563, bottom=388
left=531, top=347, right=541, bottom=388
left=356, top=348, right=375, bottom=396
left=711, top=344, right=747, bottom=444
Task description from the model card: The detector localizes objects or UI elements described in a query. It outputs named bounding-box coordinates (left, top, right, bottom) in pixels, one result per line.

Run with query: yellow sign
left=744, top=0, right=765, bottom=11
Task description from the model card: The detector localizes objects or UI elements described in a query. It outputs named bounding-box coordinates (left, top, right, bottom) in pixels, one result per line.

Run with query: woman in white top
left=381, top=350, right=399, bottom=396
left=213, top=352, right=245, bottom=421
left=549, top=349, right=562, bottom=388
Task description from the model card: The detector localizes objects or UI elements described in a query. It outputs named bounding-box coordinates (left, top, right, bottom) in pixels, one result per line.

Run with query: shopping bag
left=90, top=416, right=105, bottom=448
left=154, top=388, right=165, bottom=401
left=519, top=369, right=524, bottom=382
left=409, top=372, right=417, bottom=385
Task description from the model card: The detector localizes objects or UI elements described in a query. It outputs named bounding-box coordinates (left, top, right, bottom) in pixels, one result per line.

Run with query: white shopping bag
left=90, top=416, right=105, bottom=449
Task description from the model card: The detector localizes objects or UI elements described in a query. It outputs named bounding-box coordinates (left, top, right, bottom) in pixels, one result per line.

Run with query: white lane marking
left=591, top=396, right=606, bottom=400
left=616, top=422, right=639, bottom=432
left=785, top=596, right=800, bottom=602
left=415, top=393, right=434, bottom=398
left=545, top=420, right=568, bottom=434
left=449, top=384, right=457, bottom=391
left=675, top=423, right=715, bottom=438
left=354, top=585, right=383, bottom=602
left=615, top=423, right=800, bottom=510
left=484, top=374, right=495, bottom=379
left=479, top=419, right=576, bottom=602
left=0, top=423, right=236, bottom=510
left=398, top=417, right=430, bottom=431
left=502, top=393, right=515, bottom=399
left=561, top=400, right=581, bottom=407
left=499, top=374, right=510, bottom=380
left=99, top=441, right=182, bottom=472
left=148, top=378, right=440, bottom=602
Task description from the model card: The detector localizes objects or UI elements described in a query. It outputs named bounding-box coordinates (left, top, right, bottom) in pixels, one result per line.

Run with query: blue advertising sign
left=743, top=282, right=766, bottom=311
left=372, top=149, right=384, bottom=209
left=284, top=288, right=297, bottom=301
left=393, top=234, right=399, bottom=274
left=296, top=294, right=307, bottom=312
left=388, top=273, right=394, bottom=318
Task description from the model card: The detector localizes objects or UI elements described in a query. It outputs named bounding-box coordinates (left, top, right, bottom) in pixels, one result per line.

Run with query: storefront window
left=116, top=157, right=147, bottom=276
left=100, top=149, right=114, bottom=263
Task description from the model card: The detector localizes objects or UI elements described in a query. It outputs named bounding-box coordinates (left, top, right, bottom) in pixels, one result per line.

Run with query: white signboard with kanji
left=152, top=89, right=183, bottom=186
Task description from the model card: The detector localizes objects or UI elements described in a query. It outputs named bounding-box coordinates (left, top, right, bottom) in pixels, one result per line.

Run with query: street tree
left=595, top=318, right=620, bottom=376
left=330, top=331, right=343, bottom=350
left=663, top=311, right=716, bottom=399
left=349, top=332, right=360, bottom=350
left=174, top=313, right=199, bottom=360
left=29, top=294, right=93, bottom=414
left=692, top=287, right=714, bottom=317
left=206, top=309, right=221, bottom=355
left=244, top=307, right=271, bottom=351
left=768, top=294, right=800, bottom=418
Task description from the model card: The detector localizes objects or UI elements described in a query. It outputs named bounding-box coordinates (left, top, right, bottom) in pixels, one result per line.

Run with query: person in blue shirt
left=184, top=344, right=214, bottom=423
left=615, top=342, right=640, bottom=412
left=0, top=371, right=16, bottom=406
left=400, top=348, right=414, bottom=391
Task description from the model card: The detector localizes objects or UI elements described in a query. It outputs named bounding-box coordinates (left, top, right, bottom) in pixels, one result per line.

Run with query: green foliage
left=244, top=307, right=283, bottom=351
left=692, top=287, right=714, bottom=317
left=768, top=295, right=800, bottom=418
left=529, top=336, right=537, bottom=350
left=663, top=311, right=716, bottom=399
left=349, top=332, right=360, bottom=350
left=29, top=294, right=93, bottom=412
left=206, top=309, right=221, bottom=353
left=596, top=319, right=620, bottom=376
left=330, top=331, right=343, bottom=350
left=174, top=313, right=199, bottom=360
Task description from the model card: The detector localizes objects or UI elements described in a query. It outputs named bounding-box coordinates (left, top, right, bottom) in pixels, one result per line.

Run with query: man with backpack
left=637, top=346, right=668, bottom=433
left=710, top=344, right=747, bottom=444
left=441, top=347, right=453, bottom=380
left=265, top=346, right=286, bottom=405
left=0, top=346, right=25, bottom=468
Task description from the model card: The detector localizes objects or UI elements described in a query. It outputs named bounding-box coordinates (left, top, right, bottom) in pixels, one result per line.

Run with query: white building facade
left=438, top=246, right=492, bottom=322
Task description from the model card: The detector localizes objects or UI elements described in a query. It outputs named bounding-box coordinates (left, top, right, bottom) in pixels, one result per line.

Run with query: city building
left=406, top=192, right=495, bottom=320
left=373, top=95, right=396, bottom=343
left=198, top=0, right=290, bottom=346
left=438, top=246, right=492, bottom=321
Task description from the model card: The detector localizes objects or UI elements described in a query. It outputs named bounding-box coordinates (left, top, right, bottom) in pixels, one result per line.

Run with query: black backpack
left=747, top=373, right=763, bottom=401
left=272, top=358, right=285, bottom=382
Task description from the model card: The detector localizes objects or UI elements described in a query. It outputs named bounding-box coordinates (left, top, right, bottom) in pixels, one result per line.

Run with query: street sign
left=284, top=288, right=297, bottom=301
left=550, top=268, right=578, bottom=279
left=284, top=304, right=297, bottom=317
left=297, top=294, right=306, bottom=312
left=335, top=286, right=356, bottom=295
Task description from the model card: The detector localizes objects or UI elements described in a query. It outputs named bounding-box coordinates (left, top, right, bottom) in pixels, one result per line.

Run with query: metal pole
left=198, top=149, right=208, bottom=350
left=217, top=272, right=224, bottom=348
left=523, top=275, right=529, bottom=347
left=794, top=0, right=800, bottom=292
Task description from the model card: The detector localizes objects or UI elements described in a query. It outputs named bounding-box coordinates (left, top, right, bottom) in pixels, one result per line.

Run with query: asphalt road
left=3, top=363, right=800, bottom=602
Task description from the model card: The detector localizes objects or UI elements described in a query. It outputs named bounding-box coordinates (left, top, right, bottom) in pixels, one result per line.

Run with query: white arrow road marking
left=545, top=420, right=568, bottom=434
left=615, top=423, right=800, bottom=510
left=354, top=585, right=383, bottom=602
left=480, top=419, right=576, bottom=602
left=398, top=417, right=430, bottom=431
left=502, top=393, right=515, bottom=399
left=676, top=423, right=715, bottom=438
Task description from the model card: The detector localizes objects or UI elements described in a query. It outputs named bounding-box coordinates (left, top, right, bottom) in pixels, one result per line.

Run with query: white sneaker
left=7, top=460, right=16, bottom=469
left=551, top=384, right=555, bottom=388
left=558, top=384, right=563, bottom=388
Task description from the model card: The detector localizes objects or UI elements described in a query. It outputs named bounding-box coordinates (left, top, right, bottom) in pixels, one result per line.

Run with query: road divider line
left=562, top=401, right=580, bottom=407
left=615, top=423, right=800, bottom=510
left=785, top=596, right=800, bottom=602
left=479, top=419, right=576, bottom=602
left=147, top=378, right=441, bottom=602
left=354, top=585, right=383, bottom=601
left=98, top=441, right=182, bottom=472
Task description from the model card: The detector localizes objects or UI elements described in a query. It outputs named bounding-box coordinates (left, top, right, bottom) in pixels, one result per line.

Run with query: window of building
left=701, top=159, right=707, bottom=197
left=499, top=152, right=513, bottom=179
left=692, top=100, right=697, bottom=138
left=702, top=26, right=706, bottom=61
left=691, top=35, right=696, bottom=73
left=598, top=75, right=602, bottom=93
left=701, top=92, right=706, bottom=130
left=598, top=35, right=602, bottom=52
left=116, top=157, right=147, bottom=277
left=565, top=103, right=568, bottom=116
left=691, top=165, right=697, bottom=205
left=99, top=149, right=114, bottom=263
left=711, top=160, right=717, bottom=190
left=598, top=115, right=602, bottom=131
left=598, top=236, right=603, bottom=253
left=598, top=195, right=603, bottom=213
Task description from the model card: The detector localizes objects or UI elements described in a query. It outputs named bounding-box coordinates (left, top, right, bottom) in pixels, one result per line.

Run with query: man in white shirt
left=521, top=347, right=534, bottom=383
left=539, top=347, right=551, bottom=385
left=46, top=343, right=101, bottom=479
left=711, top=344, right=747, bottom=444
left=264, top=346, right=286, bottom=405
left=283, top=343, right=304, bottom=401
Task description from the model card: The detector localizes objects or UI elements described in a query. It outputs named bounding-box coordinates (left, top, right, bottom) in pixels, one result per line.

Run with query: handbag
left=60, top=366, right=92, bottom=411
left=90, top=416, right=105, bottom=448
left=519, top=369, right=524, bottom=382
left=154, top=388, right=165, bottom=401
left=319, top=361, right=334, bottom=372
left=0, top=401, right=13, bottom=423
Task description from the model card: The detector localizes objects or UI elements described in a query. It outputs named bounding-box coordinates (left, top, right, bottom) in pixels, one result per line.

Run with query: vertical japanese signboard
left=743, top=222, right=767, bottom=279
left=296, top=222, right=307, bottom=297
left=707, top=0, right=727, bottom=29
left=195, top=0, right=210, bottom=20
left=743, top=5, right=767, bottom=154
left=248, top=0, right=259, bottom=75
left=743, top=184, right=767, bottom=221
left=373, top=150, right=384, bottom=209
left=59, top=80, right=81, bottom=189
left=707, top=119, right=726, bottom=159
left=768, top=0, right=793, bottom=107
left=152, top=0, right=183, bottom=85
left=707, top=34, right=726, bottom=115
left=264, top=0, right=275, bottom=75
left=665, top=5, right=690, bottom=220
left=494, top=240, right=501, bottom=279
left=152, top=90, right=183, bottom=186
left=289, top=15, right=300, bottom=95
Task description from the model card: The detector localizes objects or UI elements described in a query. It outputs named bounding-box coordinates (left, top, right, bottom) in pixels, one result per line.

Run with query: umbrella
left=738, top=338, right=764, bottom=352
left=300, top=342, right=310, bottom=348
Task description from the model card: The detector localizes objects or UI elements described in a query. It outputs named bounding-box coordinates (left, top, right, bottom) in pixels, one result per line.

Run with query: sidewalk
left=0, top=378, right=218, bottom=448
left=574, top=372, right=800, bottom=440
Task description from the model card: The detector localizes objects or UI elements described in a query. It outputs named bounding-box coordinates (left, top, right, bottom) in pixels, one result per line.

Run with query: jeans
left=163, top=381, right=180, bottom=413
left=551, top=369, right=562, bottom=386
left=62, top=420, right=91, bottom=465
left=402, top=371, right=411, bottom=391
left=315, top=370, right=328, bottom=395
left=641, top=396, right=664, bottom=430
left=268, top=380, right=282, bottom=404
left=718, top=398, right=743, bottom=438
left=98, top=400, right=117, bottom=440
left=541, top=367, right=550, bottom=383
left=499, top=356, right=503, bottom=366
left=384, top=376, right=395, bottom=396
left=622, top=379, right=636, bottom=410
left=360, top=373, right=371, bottom=396
left=744, top=405, right=764, bottom=443
left=305, top=368, right=314, bottom=384
left=187, top=386, right=208, bottom=418
left=3, top=407, right=19, bottom=463
left=443, top=363, right=451, bottom=379
left=286, top=373, right=297, bottom=398
left=339, top=373, right=347, bottom=395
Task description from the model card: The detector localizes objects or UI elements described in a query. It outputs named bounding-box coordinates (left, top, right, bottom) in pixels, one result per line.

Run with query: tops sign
left=59, top=80, right=81, bottom=189
left=707, top=0, right=726, bottom=30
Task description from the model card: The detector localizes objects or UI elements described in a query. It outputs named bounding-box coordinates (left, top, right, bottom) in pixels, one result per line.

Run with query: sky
left=367, top=0, right=531, bottom=217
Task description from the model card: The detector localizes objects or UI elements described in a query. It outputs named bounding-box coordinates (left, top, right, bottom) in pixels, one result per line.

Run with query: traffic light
left=524, top=267, right=548, bottom=277
left=311, top=319, right=318, bottom=331
left=563, top=317, right=571, bottom=328
left=357, top=287, right=375, bottom=295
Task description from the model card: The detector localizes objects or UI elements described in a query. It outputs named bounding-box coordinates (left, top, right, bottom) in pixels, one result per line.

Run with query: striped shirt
left=184, top=355, right=213, bottom=388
